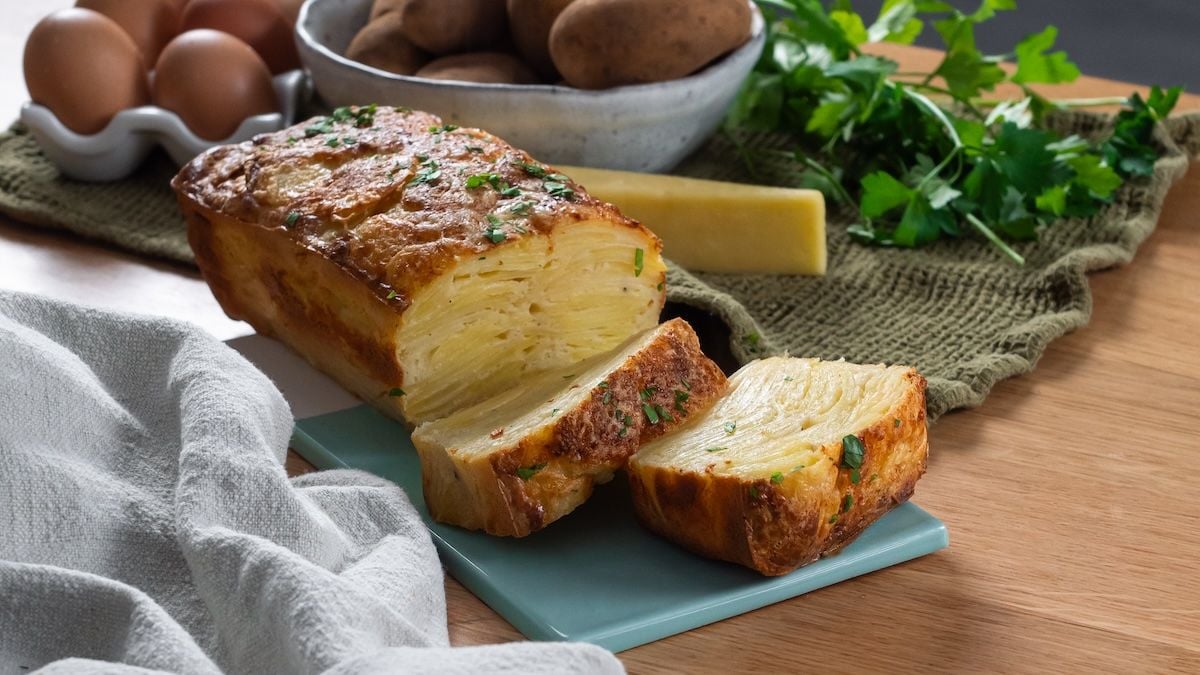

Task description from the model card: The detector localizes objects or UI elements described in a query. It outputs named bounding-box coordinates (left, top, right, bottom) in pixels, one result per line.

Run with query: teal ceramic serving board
left=292, top=404, right=949, bottom=652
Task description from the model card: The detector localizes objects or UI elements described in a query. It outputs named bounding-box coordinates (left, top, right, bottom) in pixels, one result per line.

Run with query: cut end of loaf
left=412, top=318, right=727, bottom=537
left=394, top=219, right=665, bottom=424
left=628, top=357, right=928, bottom=575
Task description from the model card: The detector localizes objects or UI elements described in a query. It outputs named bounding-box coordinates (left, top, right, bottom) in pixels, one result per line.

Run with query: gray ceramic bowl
left=296, top=0, right=764, bottom=172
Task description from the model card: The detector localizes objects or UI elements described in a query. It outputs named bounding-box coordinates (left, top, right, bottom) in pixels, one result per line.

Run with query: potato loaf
left=172, top=105, right=666, bottom=424
left=628, top=358, right=928, bottom=576
left=412, top=318, right=727, bottom=537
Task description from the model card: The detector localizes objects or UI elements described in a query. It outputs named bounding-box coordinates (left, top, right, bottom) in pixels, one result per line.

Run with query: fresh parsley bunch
left=727, top=0, right=1182, bottom=263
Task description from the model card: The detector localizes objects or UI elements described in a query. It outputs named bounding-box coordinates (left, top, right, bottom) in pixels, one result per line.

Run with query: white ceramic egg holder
left=18, top=69, right=307, bottom=182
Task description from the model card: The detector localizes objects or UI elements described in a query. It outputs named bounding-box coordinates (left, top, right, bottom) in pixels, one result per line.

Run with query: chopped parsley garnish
left=749, top=486, right=760, bottom=499
left=634, top=248, right=644, bottom=277
left=870, top=473, right=879, bottom=482
left=393, top=106, right=412, bottom=113
left=561, top=373, right=576, bottom=379
left=842, top=493, right=854, bottom=512
left=770, top=472, right=785, bottom=485
left=466, top=145, right=485, bottom=153
left=483, top=216, right=506, bottom=243
left=330, top=104, right=377, bottom=128
left=508, top=200, right=534, bottom=216
left=284, top=211, right=300, bottom=226
left=597, top=381, right=609, bottom=390
left=744, top=332, right=761, bottom=347
left=723, top=421, right=737, bottom=435
left=602, top=391, right=613, bottom=405
left=286, top=136, right=298, bottom=146
left=642, top=403, right=660, bottom=424
left=616, top=411, right=634, bottom=437
left=705, top=447, right=726, bottom=453
left=657, top=282, right=664, bottom=291
left=516, top=463, right=547, bottom=480
left=841, top=435, right=865, bottom=470
left=551, top=408, right=561, bottom=416
left=467, top=172, right=521, bottom=198
left=791, top=463, right=807, bottom=473
left=673, top=389, right=689, bottom=413
left=681, top=379, right=691, bottom=391
left=542, top=174, right=575, bottom=200
left=387, top=387, right=405, bottom=397
left=894, top=418, right=902, bottom=428
left=412, top=157, right=441, bottom=184
left=655, top=405, right=673, bottom=423
left=639, top=386, right=657, bottom=401
left=386, top=290, right=398, bottom=300
left=518, top=161, right=548, bottom=178
left=428, top=124, right=459, bottom=133
left=850, top=468, right=861, bottom=484
left=828, top=514, right=839, bottom=524
left=466, top=172, right=499, bottom=188
left=304, top=118, right=334, bottom=137
left=325, top=137, right=340, bottom=148
left=783, top=375, right=794, bottom=382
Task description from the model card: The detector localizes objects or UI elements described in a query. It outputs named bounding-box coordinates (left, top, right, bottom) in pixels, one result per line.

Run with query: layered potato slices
left=412, top=318, right=726, bottom=537
left=628, top=357, right=928, bottom=575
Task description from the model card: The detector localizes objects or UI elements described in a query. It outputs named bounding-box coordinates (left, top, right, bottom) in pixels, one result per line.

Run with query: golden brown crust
left=627, top=369, right=929, bottom=576
left=173, top=105, right=666, bottom=424
left=413, top=318, right=728, bottom=537
left=173, top=105, right=654, bottom=307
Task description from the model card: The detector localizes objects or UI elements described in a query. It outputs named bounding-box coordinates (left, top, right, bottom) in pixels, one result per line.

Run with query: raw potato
left=550, top=0, right=752, bottom=89
left=506, top=0, right=573, bottom=80
left=369, top=0, right=408, bottom=20
left=345, top=12, right=428, bottom=75
left=415, top=52, right=539, bottom=84
left=400, top=0, right=508, bottom=55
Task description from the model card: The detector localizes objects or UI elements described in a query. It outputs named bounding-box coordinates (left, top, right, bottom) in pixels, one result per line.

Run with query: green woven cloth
left=1, top=113, right=1196, bottom=419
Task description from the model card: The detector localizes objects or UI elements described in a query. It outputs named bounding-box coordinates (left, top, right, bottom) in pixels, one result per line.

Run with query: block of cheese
left=627, top=357, right=928, bottom=575
left=561, top=166, right=826, bottom=275
left=412, top=318, right=727, bottom=537
left=173, top=107, right=667, bottom=425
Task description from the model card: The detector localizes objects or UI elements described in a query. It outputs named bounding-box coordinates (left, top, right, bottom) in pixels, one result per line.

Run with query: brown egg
left=153, top=29, right=278, bottom=141
left=181, top=0, right=299, bottom=73
left=75, top=0, right=182, bottom=63
left=23, top=8, right=150, bottom=135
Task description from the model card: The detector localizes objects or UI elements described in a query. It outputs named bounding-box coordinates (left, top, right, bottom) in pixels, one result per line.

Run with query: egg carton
left=19, top=69, right=307, bottom=182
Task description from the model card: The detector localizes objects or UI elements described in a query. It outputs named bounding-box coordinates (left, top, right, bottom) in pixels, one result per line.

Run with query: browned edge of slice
left=413, top=318, right=728, bottom=537
left=628, top=368, right=928, bottom=576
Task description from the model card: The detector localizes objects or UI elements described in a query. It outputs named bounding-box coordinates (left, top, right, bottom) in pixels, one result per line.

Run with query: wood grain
left=2, top=5, right=1197, bottom=671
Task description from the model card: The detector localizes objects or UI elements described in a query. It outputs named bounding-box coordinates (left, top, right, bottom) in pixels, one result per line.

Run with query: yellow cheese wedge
left=561, top=166, right=827, bottom=275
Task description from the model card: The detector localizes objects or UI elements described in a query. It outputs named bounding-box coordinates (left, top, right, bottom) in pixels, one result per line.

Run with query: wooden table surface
left=3, top=5, right=1198, bottom=673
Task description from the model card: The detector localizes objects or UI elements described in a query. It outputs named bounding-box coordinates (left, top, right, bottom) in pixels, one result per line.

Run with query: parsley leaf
left=517, top=463, right=547, bottom=480
left=841, top=435, right=865, bottom=469
left=728, top=1, right=1180, bottom=264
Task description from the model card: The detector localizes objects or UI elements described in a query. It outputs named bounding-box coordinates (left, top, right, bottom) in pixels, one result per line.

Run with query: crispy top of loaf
left=171, top=105, right=653, bottom=307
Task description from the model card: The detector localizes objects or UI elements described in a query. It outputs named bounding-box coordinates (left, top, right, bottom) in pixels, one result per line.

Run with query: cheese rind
left=561, top=166, right=827, bottom=275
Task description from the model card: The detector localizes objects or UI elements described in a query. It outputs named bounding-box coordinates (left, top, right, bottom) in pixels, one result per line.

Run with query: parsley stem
left=977, top=96, right=1130, bottom=109
left=966, top=213, right=1025, bottom=265
left=798, top=154, right=853, bottom=204
left=900, top=87, right=964, bottom=150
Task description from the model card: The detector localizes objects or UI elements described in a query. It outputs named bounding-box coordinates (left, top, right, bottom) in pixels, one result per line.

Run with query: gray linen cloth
left=0, top=291, right=623, bottom=675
